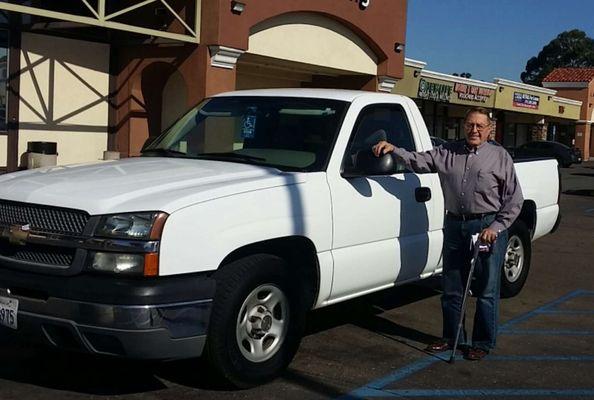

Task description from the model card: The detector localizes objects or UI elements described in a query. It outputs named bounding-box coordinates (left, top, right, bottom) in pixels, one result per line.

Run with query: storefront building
left=542, top=68, right=594, bottom=160
left=0, top=0, right=407, bottom=172
left=394, top=59, right=582, bottom=151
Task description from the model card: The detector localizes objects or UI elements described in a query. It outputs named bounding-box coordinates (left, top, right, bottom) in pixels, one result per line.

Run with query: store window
left=0, top=29, right=7, bottom=131
left=516, top=124, right=530, bottom=146
left=503, top=123, right=515, bottom=148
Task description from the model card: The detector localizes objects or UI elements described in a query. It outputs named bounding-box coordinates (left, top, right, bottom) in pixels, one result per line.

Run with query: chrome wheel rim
left=236, top=284, right=289, bottom=363
left=504, top=235, right=524, bottom=283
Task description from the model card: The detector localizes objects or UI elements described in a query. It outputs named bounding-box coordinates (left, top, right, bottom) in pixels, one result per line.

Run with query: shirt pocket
left=474, top=170, right=500, bottom=209
left=476, top=169, right=499, bottom=193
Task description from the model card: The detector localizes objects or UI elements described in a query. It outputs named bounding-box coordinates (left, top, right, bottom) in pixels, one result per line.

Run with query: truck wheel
left=500, top=221, right=531, bottom=298
left=206, top=254, right=306, bottom=388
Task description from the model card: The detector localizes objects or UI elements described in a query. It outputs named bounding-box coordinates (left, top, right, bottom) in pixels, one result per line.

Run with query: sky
left=405, top=0, right=594, bottom=82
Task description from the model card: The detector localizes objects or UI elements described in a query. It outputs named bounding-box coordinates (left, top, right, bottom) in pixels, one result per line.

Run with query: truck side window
left=344, top=104, right=415, bottom=173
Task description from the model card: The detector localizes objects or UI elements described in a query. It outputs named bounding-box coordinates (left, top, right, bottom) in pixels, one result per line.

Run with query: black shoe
left=425, top=339, right=451, bottom=353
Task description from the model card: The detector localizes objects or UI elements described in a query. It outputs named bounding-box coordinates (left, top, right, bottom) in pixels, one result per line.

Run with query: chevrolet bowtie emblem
left=1, top=224, right=31, bottom=246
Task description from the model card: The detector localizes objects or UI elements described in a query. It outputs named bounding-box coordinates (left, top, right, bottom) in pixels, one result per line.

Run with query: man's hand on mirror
left=372, top=141, right=396, bottom=157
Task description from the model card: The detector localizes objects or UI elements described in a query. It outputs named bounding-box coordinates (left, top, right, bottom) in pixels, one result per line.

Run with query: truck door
left=326, top=103, right=441, bottom=301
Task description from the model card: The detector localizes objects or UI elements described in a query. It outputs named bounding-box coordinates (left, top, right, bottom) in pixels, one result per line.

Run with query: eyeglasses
left=464, top=123, right=490, bottom=132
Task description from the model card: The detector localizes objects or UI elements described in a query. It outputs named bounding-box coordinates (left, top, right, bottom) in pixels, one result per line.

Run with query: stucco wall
left=247, top=13, right=377, bottom=75
left=393, top=64, right=421, bottom=98
left=201, top=0, right=406, bottom=79
left=494, top=85, right=556, bottom=116
left=0, top=135, right=6, bottom=166
left=18, top=32, right=109, bottom=166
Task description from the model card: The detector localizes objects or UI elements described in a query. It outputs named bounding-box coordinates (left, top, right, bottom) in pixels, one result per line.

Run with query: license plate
left=0, top=295, right=18, bottom=330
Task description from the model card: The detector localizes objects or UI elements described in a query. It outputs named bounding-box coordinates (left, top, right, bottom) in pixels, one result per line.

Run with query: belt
left=446, top=212, right=496, bottom=221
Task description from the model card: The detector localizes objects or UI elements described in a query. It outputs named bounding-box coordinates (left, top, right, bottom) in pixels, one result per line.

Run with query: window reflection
left=0, top=29, right=7, bottom=131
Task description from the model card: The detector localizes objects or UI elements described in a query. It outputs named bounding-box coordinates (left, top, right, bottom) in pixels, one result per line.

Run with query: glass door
left=0, top=23, right=8, bottom=171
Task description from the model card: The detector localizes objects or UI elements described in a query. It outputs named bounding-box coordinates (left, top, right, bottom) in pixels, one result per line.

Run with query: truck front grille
left=0, top=200, right=88, bottom=270
left=0, top=241, right=75, bottom=267
left=0, top=200, right=89, bottom=235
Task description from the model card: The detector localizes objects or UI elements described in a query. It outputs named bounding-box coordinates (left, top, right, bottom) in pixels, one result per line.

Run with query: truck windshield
left=142, top=96, right=349, bottom=172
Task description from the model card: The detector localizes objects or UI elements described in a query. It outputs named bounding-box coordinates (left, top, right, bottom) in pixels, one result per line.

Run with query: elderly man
left=373, top=107, right=523, bottom=360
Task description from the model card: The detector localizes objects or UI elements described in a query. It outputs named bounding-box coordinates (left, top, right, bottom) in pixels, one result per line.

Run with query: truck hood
left=0, top=157, right=305, bottom=215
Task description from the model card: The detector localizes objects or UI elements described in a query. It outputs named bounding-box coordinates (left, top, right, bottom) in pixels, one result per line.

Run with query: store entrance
left=0, top=27, right=8, bottom=171
left=236, top=53, right=374, bottom=91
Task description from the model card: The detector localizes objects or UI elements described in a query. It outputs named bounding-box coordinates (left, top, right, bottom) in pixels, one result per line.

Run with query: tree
left=521, top=29, right=594, bottom=86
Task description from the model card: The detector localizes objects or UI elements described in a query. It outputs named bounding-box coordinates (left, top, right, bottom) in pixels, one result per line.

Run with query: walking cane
left=449, top=234, right=483, bottom=364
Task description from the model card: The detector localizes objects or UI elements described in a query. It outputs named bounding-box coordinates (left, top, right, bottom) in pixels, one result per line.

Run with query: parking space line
left=373, top=388, right=594, bottom=398
left=539, top=310, right=594, bottom=315
left=500, top=290, right=587, bottom=331
left=338, top=355, right=441, bottom=399
left=501, top=329, right=594, bottom=335
left=355, top=356, right=440, bottom=391
left=487, top=355, right=594, bottom=361
left=340, top=290, right=594, bottom=399
left=342, top=355, right=594, bottom=399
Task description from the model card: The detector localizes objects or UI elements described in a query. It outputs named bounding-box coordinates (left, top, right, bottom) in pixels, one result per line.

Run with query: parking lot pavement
left=1, top=161, right=593, bottom=400
left=561, top=160, right=594, bottom=193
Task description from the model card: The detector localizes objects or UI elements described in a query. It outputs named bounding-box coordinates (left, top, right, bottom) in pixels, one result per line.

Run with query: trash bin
left=27, top=141, right=58, bottom=169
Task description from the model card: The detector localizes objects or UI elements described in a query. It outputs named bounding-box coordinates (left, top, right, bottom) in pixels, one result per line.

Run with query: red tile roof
left=543, top=68, right=594, bottom=83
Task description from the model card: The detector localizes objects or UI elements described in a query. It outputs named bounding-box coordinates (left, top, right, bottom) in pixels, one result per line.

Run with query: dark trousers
left=441, top=214, right=508, bottom=351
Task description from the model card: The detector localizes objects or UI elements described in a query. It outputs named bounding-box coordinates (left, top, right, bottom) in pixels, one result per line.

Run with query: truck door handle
left=415, top=187, right=432, bottom=202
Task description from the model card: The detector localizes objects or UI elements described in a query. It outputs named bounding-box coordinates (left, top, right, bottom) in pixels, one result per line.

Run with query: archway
left=236, top=12, right=379, bottom=90
left=161, top=69, right=188, bottom=131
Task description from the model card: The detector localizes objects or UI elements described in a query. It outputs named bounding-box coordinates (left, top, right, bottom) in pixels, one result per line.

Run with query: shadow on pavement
left=564, top=189, right=594, bottom=197
left=306, top=281, right=441, bottom=341
left=0, top=334, right=227, bottom=394
left=0, top=282, right=441, bottom=395
left=281, top=369, right=345, bottom=398
left=0, top=339, right=167, bottom=395
left=569, top=172, right=594, bottom=178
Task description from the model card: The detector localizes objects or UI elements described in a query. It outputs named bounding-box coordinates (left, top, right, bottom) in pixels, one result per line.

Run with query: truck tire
left=206, top=254, right=306, bottom=388
left=500, top=220, right=531, bottom=298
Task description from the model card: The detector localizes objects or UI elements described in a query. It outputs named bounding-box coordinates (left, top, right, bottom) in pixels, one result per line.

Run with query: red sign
left=453, top=83, right=494, bottom=103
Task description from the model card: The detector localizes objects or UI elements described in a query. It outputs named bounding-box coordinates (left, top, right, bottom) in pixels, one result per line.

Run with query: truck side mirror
left=342, top=149, right=399, bottom=177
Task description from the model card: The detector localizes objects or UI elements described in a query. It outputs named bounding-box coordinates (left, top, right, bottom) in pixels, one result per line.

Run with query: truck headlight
left=89, top=212, right=166, bottom=276
left=94, top=212, right=167, bottom=240
left=89, top=252, right=159, bottom=276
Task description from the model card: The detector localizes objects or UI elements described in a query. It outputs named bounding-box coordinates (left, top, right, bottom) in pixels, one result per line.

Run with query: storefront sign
left=513, top=92, right=540, bottom=110
left=453, top=83, right=494, bottom=103
left=418, top=78, right=452, bottom=102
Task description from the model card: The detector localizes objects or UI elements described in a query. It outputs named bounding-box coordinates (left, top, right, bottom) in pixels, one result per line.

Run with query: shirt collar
left=464, top=140, right=489, bottom=154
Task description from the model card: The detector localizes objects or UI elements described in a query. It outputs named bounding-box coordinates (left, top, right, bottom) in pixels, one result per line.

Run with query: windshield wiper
left=195, top=152, right=266, bottom=162
left=141, top=148, right=187, bottom=157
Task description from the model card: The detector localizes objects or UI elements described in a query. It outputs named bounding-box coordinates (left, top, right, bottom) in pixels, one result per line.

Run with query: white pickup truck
left=0, top=89, right=560, bottom=387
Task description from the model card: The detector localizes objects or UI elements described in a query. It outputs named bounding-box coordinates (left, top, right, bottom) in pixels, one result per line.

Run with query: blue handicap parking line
left=352, top=388, right=594, bottom=398
left=354, top=356, right=440, bottom=391
left=341, top=355, right=594, bottom=399
left=499, top=289, right=592, bottom=331
left=339, top=290, right=594, bottom=399
left=501, top=329, right=594, bottom=336
left=539, top=310, right=594, bottom=315
left=501, top=289, right=594, bottom=336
